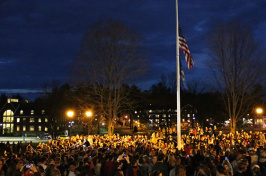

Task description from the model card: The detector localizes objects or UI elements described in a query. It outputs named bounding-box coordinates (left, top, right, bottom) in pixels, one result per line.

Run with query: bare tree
left=160, top=72, right=177, bottom=94
left=72, top=20, right=147, bottom=135
left=207, top=21, right=264, bottom=133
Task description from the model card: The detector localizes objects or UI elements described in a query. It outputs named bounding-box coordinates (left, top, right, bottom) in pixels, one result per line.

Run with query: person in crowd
left=153, top=154, right=168, bottom=176
left=50, top=169, right=61, bottom=176
left=67, top=161, right=78, bottom=176
left=1, top=128, right=266, bottom=176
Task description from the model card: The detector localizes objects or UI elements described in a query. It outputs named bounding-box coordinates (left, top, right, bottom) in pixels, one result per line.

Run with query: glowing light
left=86, top=111, right=92, bottom=117
left=256, top=108, right=263, bottom=114
left=67, top=111, right=74, bottom=117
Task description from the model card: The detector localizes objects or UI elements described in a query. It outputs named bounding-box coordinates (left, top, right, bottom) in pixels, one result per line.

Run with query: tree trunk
left=230, top=118, right=236, bottom=134
left=108, top=116, right=114, bottom=135
left=108, top=123, right=114, bottom=135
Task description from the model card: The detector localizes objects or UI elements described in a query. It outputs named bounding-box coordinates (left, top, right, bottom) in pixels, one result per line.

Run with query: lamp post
left=255, top=108, right=263, bottom=129
left=66, top=111, right=74, bottom=137
left=86, top=111, right=92, bottom=135
left=68, top=121, right=74, bottom=136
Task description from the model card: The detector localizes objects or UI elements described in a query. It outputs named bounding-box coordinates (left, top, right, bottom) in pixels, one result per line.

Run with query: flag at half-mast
left=179, top=27, right=194, bottom=70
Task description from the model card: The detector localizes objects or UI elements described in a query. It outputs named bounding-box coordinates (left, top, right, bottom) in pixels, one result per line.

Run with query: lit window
left=45, top=127, right=48, bottom=131
left=23, top=126, right=26, bottom=131
left=30, top=126, right=34, bottom=131
left=2, top=110, right=14, bottom=134
left=135, top=111, right=137, bottom=114
left=17, top=118, right=20, bottom=123
left=156, top=115, right=159, bottom=118
left=45, top=118, right=48, bottom=122
left=38, top=118, right=41, bottom=122
left=17, top=126, right=20, bottom=131
left=38, top=126, right=41, bottom=131
left=187, top=114, right=190, bottom=117
left=42, top=110, right=45, bottom=115
left=30, top=118, right=35, bottom=123
left=149, top=110, right=152, bottom=113
left=3, top=110, right=13, bottom=116
left=57, top=126, right=59, bottom=130
left=23, top=118, right=26, bottom=122
left=31, top=110, right=34, bottom=115
left=20, top=110, right=23, bottom=115
left=163, top=114, right=166, bottom=117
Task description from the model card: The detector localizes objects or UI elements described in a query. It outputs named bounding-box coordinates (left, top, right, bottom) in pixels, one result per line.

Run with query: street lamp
left=256, top=108, right=263, bottom=115
left=86, top=111, right=92, bottom=117
left=85, top=110, right=97, bottom=134
left=66, top=110, right=74, bottom=137
left=67, top=111, right=74, bottom=117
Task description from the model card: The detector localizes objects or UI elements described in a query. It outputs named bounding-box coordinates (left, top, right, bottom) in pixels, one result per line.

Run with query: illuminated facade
left=0, top=98, right=48, bottom=136
left=134, top=104, right=197, bottom=128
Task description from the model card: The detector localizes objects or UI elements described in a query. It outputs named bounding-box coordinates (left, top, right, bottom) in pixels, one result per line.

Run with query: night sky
left=0, top=0, right=266, bottom=100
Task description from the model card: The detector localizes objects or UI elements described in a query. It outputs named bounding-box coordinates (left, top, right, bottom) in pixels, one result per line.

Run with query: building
left=133, top=104, right=198, bottom=129
left=0, top=98, right=49, bottom=136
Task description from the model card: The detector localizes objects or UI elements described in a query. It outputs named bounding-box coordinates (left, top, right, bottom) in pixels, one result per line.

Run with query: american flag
left=179, top=27, right=194, bottom=70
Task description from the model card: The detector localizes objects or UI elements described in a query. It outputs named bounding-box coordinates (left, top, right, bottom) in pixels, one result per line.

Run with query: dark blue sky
left=0, top=0, right=265, bottom=100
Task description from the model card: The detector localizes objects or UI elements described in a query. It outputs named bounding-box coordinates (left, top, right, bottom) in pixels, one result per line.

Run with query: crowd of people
left=0, top=127, right=266, bottom=176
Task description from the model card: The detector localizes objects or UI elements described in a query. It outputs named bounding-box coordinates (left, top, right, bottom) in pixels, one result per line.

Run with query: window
left=187, top=114, right=190, bottom=117
left=42, top=110, right=45, bottom=115
left=38, top=126, right=42, bottom=131
left=45, top=118, right=48, bottom=122
left=20, top=110, right=23, bottom=115
left=45, top=127, right=48, bottom=131
left=38, top=118, right=41, bottom=122
left=23, top=126, right=26, bottom=131
left=17, top=118, right=20, bottom=123
left=149, top=110, right=152, bottom=113
left=155, top=115, right=160, bottom=118
left=257, top=119, right=262, bottom=123
left=30, top=126, right=34, bottom=131
left=8, top=98, right=18, bottom=103
left=3, top=124, right=13, bottom=133
left=31, top=110, right=34, bottom=115
left=23, top=118, right=26, bottom=122
left=163, top=114, right=166, bottom=117
left=57, top=126, right=59, bottom=130
left=17, top=126, right=20, bottom=131
left=3, top=110, right=14, bottom=134
left=30, top=118, right=35, bottom=123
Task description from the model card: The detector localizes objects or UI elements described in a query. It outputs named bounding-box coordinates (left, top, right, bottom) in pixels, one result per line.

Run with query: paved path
left=0, top=137, right=48, bottom=144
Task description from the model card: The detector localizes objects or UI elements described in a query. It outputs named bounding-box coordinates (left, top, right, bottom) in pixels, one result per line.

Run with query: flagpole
left=176, top=0, right=182, bottom=150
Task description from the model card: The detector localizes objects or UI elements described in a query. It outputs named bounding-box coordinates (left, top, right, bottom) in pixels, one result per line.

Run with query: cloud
left=0, top=0, right=265, bottom=99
